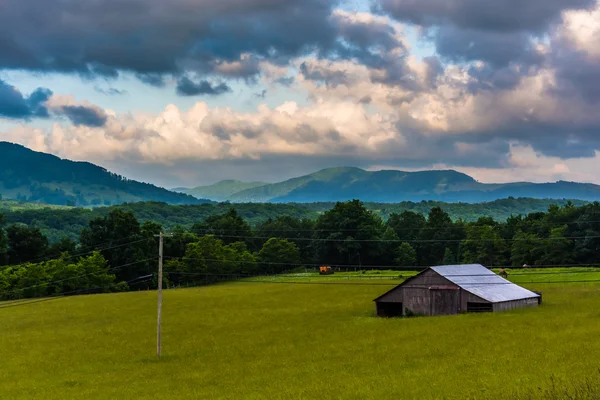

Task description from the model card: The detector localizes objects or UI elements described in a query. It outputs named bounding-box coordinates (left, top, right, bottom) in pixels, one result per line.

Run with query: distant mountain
left=175, top=180, right=267, bottom=202
left=186, top=166, right=600, bottom=203
left=0, top=142, right=210, bottom=206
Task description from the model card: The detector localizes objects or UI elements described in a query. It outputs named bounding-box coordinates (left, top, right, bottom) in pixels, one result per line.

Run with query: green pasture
left=1, top=278, right=600, bottom=399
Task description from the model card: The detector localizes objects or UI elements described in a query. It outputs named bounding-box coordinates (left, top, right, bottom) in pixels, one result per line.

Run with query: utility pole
left=157, top=231, right=163, bottom=357
left=154, top=231, right=173, bottom=357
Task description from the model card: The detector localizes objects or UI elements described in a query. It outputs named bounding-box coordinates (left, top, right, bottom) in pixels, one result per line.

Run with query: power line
left=164, top=255, right=600, bottom=271
left=0, top=273, right=156, bottom=310
left=163, top=272, right=600, bottom=286
left=181, top=232, right=600, bottom=243
left=188, top=221, right=600, bottom=234
left=0, top=236, right=152, bottom=266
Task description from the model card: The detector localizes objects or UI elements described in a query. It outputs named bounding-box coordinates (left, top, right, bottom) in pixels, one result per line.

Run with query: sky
left=1, top=0, right=600, bottom=188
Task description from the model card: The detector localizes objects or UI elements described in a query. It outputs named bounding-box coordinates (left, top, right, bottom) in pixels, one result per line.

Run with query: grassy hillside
left=176, top=180, right=267, bottom=201
left=2, top=278, right=600, bottom=399
left=223, top=167, right=600, bottom=203
left=0, top=142, right=207, bottom=206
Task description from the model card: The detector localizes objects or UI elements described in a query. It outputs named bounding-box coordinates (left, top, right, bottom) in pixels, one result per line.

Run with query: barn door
left=429, top=289, right=460, bottom=315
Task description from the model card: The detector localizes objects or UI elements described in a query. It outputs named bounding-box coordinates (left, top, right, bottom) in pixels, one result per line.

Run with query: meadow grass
left=1, top=280, right=600, bottom=399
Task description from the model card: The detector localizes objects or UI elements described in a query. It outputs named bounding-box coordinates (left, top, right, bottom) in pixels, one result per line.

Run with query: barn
left=374, top=264, right=540, bottom=317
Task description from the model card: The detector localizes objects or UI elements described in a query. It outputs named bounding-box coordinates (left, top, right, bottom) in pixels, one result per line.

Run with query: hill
left=0, top=142, right=209, bottom=207
left=194, top=167, right=600, bottom=203
left=1, top=281, right=600, bottom=399
left=174, top=180, right=267, bottom=201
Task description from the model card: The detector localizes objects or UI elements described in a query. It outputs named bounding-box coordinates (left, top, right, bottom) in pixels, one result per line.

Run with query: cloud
left=45, top=95, right=108, bottom=127
left=375, top=0, right=595, bottom=32
left=136, top=73, right=167, bottom=87
left=56, top=106, right=108, bottom=127
left=0, top=0, right=337, bottom=80
left=300, top=62, right=349, bottom=88
left=94, top=87, right=128, bottom=96
left=0, top=80, right=51, bottom=119
left=4, top=4, right=600, bottom=186
left=375, top=0, right=595, bottom=76
left=176, top=78, right=232, bottom=96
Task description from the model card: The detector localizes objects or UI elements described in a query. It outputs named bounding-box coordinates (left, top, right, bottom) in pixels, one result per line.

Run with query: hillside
left=0, top=142, right=209, bottom=207
left=174, top=180, right=267, bottom=201
left=202, top=167, right=600, bottom=203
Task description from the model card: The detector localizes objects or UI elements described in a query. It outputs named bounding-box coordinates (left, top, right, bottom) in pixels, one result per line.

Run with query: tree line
left=2, top=199, right=600, bottom=300
left=1, top=197, right=586, bottom=243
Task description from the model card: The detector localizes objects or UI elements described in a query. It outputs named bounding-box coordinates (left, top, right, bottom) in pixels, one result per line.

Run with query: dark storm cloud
left=423, top=56, right=444, bottom=88
left=0, top=0, right=337, bottom=79
left=375, top=0, right=595, bottom=32
left=467, top=64, right=525, bottom=93
left=300, top=62, right=348, bottom=88
left=434, top=25, right=543, bottom=67
left=136, top=73, right=167, bottom=87
left=274, top=76, right=295, bottom=86
left=325, top=9, right=420, bottom=88
left=0, top=80, right=51, bottom=119
left=176, top=77, right=232, bottom=96
left=549, top=46, right=600, bottom=104
left=94, top=87, right=128, bottom=96
left=375, top=0, right=594, bottom=72
left=0, top=79, right=108, bottom=126
left=55, top=105, right=108, bottom=127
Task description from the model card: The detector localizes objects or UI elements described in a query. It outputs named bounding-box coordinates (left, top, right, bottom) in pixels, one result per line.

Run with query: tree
left=257, top=238, right=301, bottom=274
left=387, top=211, right=426, bottom=242
left=417, top=207, right=462, bottom=266
left=0, top=213, right=8, bottom=265
left=192, top=208, right=252, bottom=245
left=510, top=231, right=543, bottom=267
left=442, top=248, right=455, bottom=264
left=536, top=226, right=574, bottom=266
left=6, top=224, right=49, bottom=264
left=47, top=237, right=77, bottom=258
left=395, top=242, right=417, bottom=267
left=79, top=209, right=150, bottom=281
left=254, top=216, right=315, bottom=259
left=183, top=236, right=257, bottom=277
left=379, top=227, right=400, bottom=265
left=313, top=200, right=385, bottom=266
left=460, top=224, right=507, bottom=266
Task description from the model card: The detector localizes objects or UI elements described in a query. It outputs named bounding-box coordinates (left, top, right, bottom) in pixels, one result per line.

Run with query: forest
left=0, top=197, right=586, bottom=243
left=1, top=199, right=600, bottom=300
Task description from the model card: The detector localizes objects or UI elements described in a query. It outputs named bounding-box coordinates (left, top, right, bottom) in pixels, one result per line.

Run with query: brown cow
left=498, top=268, right=508, bottom=279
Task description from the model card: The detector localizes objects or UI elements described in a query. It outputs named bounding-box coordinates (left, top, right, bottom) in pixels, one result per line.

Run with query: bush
left=112, top=281, right=130, bottom=292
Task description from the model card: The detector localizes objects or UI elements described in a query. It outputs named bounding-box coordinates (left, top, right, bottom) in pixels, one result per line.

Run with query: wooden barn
left=374, top=264, right=540, bottom=317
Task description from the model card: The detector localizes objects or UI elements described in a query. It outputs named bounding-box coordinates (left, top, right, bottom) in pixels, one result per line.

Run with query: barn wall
left=430, top=289, right=460, bottom=315
left=376, top=287, right=403, bottom=303
left=401, top=287, right=431, bottom=315
left=403, top=269, right=455, bottom=287
left=492, top=298, right=539, bottom=312
left=377, top=270, right=462, bottom=316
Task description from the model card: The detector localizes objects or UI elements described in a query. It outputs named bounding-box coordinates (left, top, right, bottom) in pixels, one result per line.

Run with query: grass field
left=2, top=277, right=600, bottom=399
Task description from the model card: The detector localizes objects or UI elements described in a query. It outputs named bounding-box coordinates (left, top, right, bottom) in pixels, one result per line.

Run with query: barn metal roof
left=431, top=264, right=540, bottom=303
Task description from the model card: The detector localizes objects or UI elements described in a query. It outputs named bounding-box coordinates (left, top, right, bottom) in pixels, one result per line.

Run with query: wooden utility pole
left=156, top=232, right=164, bottom=357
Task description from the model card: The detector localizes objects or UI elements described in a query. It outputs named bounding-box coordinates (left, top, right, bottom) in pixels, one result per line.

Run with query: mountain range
left=2, top=141, right=600, bottom=206
left=178, top=167, right=600, bottom=203
left=0, top=142, right=208, bottom=206
left=173, top=180, right=267, bottom=202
